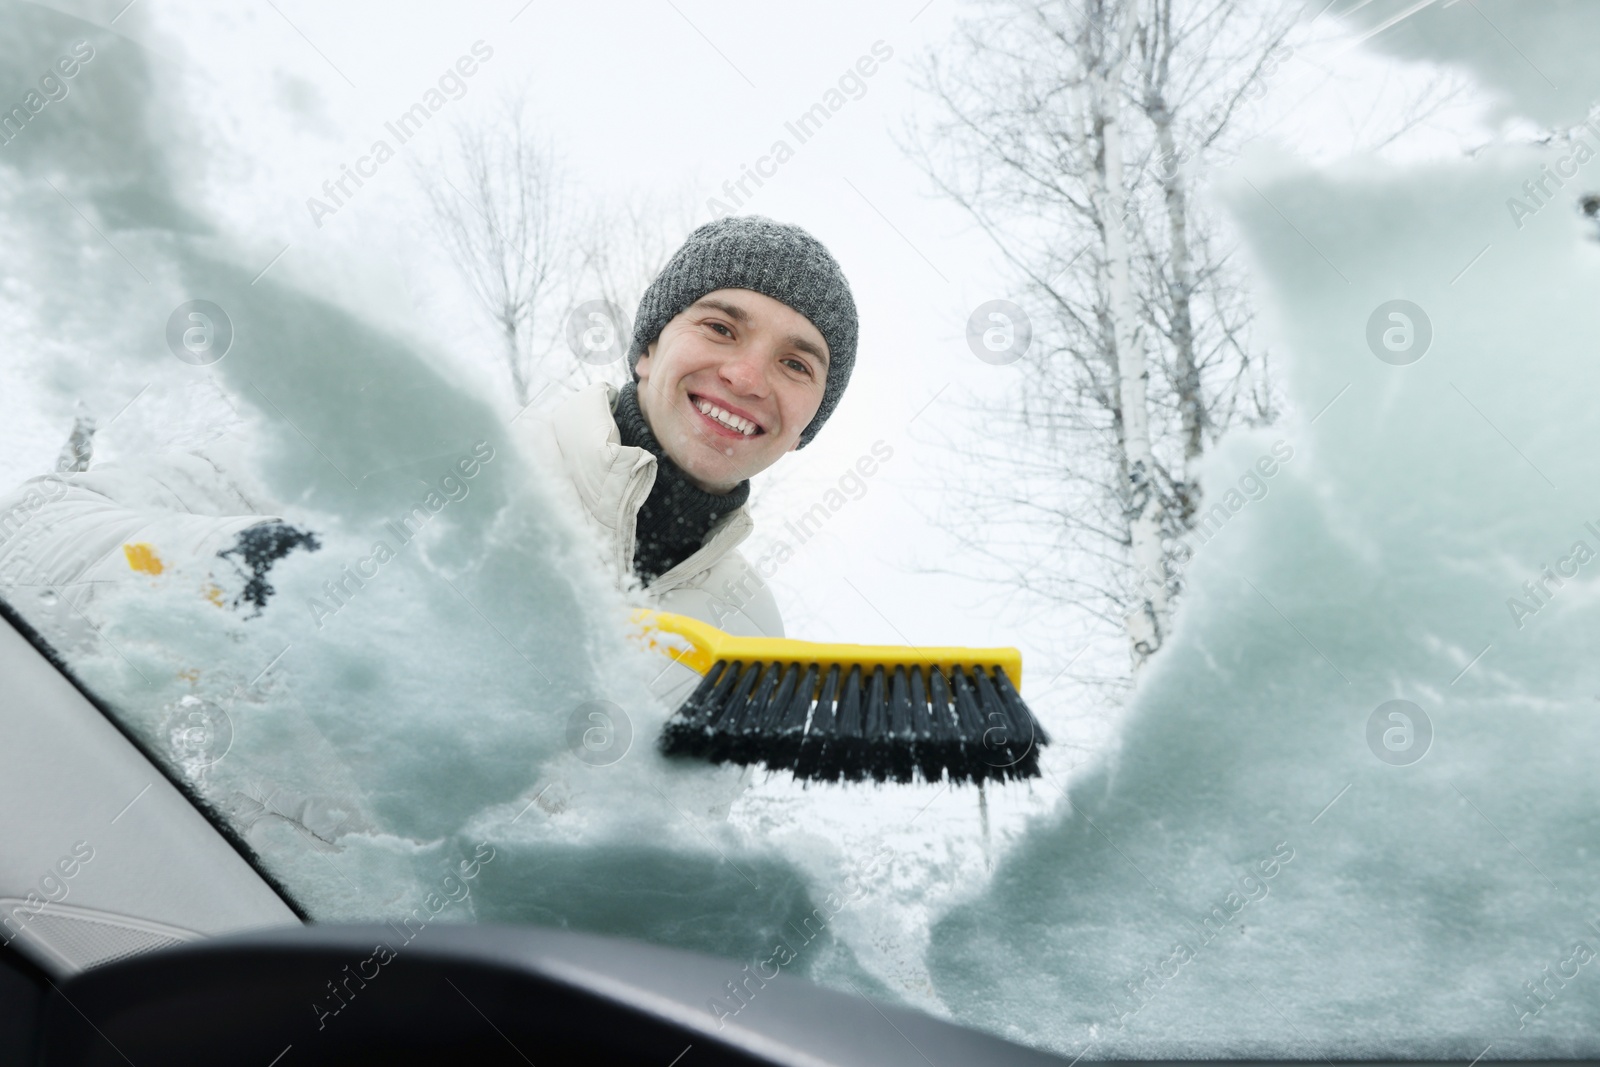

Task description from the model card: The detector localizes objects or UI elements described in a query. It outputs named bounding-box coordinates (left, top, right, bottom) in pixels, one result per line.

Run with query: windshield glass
left=3, top=0, right=1597, bottom=1058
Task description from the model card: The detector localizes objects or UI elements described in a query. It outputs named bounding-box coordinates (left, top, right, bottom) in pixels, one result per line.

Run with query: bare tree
left=411, top=92, right=577, bottom=410
left=564, top=187, right=702, bottom=391
left=898, top=0, right=1299, bottom=676
left=413, top=92, right=708, bottom=411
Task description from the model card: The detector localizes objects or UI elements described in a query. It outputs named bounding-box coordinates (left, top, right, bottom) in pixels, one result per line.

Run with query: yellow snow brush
left=629, top=609, right=1049, bottom=786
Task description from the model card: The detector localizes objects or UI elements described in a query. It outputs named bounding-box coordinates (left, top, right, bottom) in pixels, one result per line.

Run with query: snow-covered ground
left=3, top=0, right=1599, bottom=1059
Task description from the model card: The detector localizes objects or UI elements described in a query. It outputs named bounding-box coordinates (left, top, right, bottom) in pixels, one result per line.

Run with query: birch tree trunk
left=1153, top=103, right=1204, bottom=525
left=1089, top=5, right=1169, bottom=671
left=504, top=319, right=530, bottom=409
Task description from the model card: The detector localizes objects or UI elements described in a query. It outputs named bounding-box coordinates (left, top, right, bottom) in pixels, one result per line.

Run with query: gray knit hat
left=627, top=215, right=858, bottom=450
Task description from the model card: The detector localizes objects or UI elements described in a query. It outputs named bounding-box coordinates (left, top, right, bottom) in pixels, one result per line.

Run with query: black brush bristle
left=704, top=661, right=763, bottom=764
left=768, top=663, right=818, bottom=771
left=994, top=668, right=1049, bottom=744
left=659, top=659, right=734, bottom=759
left=972, top=667, right=1024, bottom=782
left=794, top=664, right=841, bottom=781
left=860, top=665, right=889, bottom=782
left=885, top=666, right=917, bottom=785
left=907, top=666, right=940, bottom=784
left=736, top=661, right=798, bottom=765
left=727, top=662, right=783, bottom=764
left=949, top=667, right=990, bottom=785
left=830, top=665, right=867, bottom=782
left=659, top=653, right=1050, bottom=787
left=926, top=667, right=961, bottom=784
left=992, top=667, right=1046, bottom=778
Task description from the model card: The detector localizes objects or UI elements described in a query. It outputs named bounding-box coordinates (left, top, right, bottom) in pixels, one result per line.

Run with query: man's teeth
left=694, top=398, right=758, bottom=436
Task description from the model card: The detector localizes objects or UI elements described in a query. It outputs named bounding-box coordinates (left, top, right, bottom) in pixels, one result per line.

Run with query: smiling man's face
left=634, top=288, right=829, bottom=494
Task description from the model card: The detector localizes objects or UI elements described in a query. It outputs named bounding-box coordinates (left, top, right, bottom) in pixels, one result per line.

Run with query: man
left=530, top=214, right=859, bottom=641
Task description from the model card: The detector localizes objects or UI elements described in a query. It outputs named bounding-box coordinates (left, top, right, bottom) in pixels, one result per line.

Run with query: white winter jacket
left=516, top=380, right=775, bottom=818
left=519, top=380, right=784, bottom=641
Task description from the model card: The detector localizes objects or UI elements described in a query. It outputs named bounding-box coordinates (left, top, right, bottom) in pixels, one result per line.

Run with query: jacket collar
left=551, top=381, right=754, bottom=592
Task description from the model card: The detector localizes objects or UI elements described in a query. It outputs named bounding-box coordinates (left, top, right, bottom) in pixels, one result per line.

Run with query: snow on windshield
left=2, top=0, right=1599, bottom=1060
left=926, top=8, right=1600, bottom=1057
left=0, top=0, right=931, bottom=1011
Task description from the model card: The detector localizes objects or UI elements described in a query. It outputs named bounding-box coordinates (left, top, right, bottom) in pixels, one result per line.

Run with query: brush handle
left=628, top=608, right=1024, bottom=687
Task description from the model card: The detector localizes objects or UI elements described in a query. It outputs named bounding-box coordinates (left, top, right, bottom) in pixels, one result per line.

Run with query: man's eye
left=784, top=358, right=812, bottom=376
left=708, top=322, right=733, bottom=337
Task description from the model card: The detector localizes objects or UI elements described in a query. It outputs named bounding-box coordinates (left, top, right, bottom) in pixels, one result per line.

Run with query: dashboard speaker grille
left=2, top=899, right=198, bottom=973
